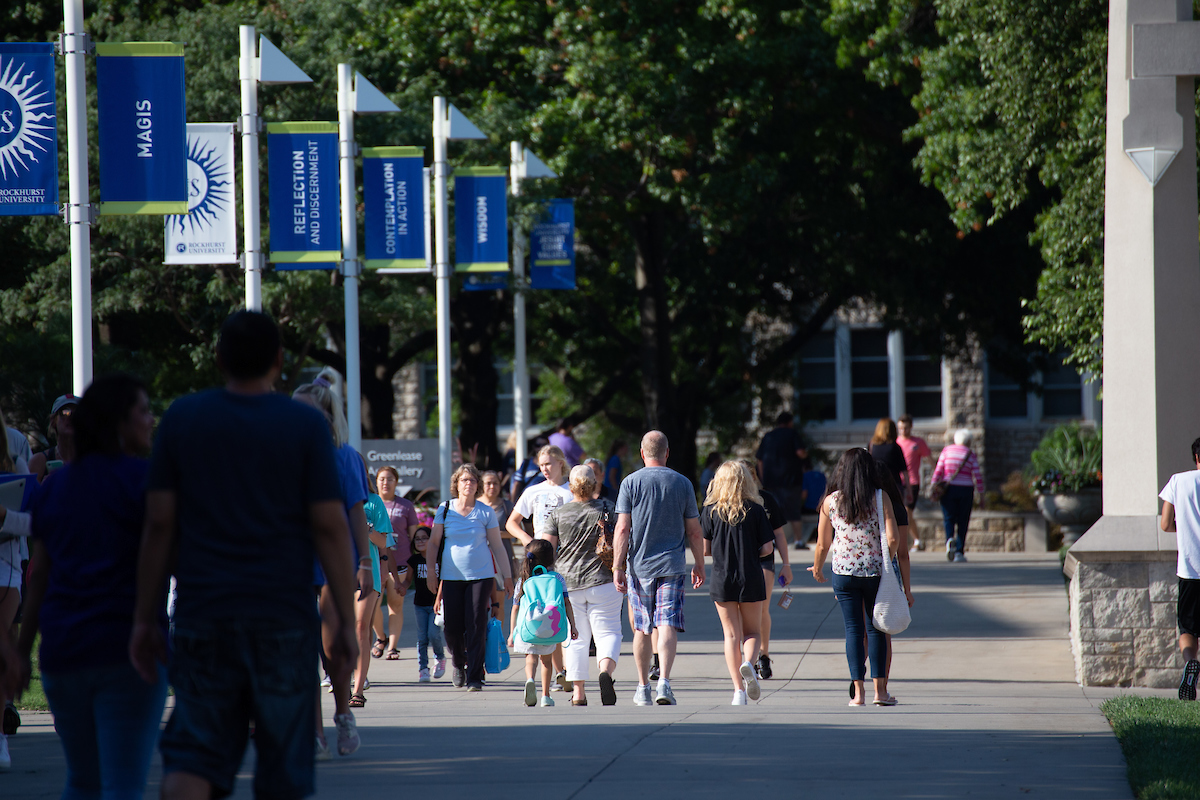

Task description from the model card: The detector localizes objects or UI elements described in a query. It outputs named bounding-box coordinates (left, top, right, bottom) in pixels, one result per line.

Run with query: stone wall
left=1067, top=558, right=1180, bottom=688
left=392, top=363, right=423, bottom=439
left=912, top=509, right=1049, bottom=552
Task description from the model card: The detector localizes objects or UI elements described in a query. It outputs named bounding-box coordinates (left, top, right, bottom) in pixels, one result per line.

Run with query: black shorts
left=1180, top=578, right=1200, bottom=637
left=764, top=485, right=805, bottom=522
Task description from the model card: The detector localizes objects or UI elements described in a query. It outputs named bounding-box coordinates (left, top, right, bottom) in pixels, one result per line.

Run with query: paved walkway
left=8, top=552, right=1160, bottom=798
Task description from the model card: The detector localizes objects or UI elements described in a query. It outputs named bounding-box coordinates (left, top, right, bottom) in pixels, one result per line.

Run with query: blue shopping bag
left=485, top=616, right=510, bottom=674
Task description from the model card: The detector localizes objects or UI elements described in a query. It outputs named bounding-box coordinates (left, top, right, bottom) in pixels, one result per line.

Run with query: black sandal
left=349, top=693, right=367, bottom=708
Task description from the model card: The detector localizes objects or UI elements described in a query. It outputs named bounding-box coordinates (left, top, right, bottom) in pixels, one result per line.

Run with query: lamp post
left=62, top=0, right=92, bottom=394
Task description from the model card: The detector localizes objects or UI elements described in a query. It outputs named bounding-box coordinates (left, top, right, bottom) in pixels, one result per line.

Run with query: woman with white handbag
left=810, top=448, right=914, bottom=707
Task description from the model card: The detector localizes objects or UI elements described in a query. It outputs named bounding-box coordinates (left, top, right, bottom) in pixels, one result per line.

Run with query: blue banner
left=267, top=122, right=340, bottom=268
left=363, top=147, right=427, bottom=272
left=530, top=199, right=576, bottom=290
left=0, top=43, right=58, bottom=216
left=96, top=43, right=187, bottom=215
left=454, top=167, right=507, bottom=272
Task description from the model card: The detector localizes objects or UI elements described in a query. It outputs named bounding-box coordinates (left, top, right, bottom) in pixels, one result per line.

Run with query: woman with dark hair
left=16, top=374, right=168, bottom=790
left=810, top=448, right=910, bottom=707
left=427, top=464, right=513, bottom=691
left=605, top=440, right=627, bottom=495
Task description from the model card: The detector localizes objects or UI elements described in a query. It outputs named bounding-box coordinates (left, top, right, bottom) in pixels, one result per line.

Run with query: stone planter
left=1037, top=488, right=1102, bottom=545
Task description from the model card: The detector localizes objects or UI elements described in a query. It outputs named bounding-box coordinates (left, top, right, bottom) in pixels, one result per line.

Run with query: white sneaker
left=0, top=732, right=9, bottom=771
left=655, top=679, right=676, bottom=705
left=945, top=539, right=955, bottom=561
left=739, top=661, right=761, bottom=701
left=633, top=684, right=653, bottom=706
left=433, top=658, right=446, bottom=679
left=334, top=712, right=360, bottom=756
left=910, top=539, right=921, bottom=553
left=418, top=667, right=431, bottom=683
left=320, top=673, right=333, bottom=693
left=539, top=695, right=555, bottom=707
left=524, top=679, right=537, bottom=707
left=362, top=677, right=370, bottom=691
left=315, top=735, right=332, bottom=762
left=553, top=671, right=569, bottom=692
left=954, top=552, right=968, bottom=563
left=731, top=690, right=748, bottom=706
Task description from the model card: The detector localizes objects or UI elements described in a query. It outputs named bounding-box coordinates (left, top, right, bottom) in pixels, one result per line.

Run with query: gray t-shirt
left=615, top=466, right=699, bottom=580
left=545, top=498, right=615, bottom=591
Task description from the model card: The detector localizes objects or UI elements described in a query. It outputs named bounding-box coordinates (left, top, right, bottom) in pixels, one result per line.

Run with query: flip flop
left=385, top=648, right=400, bottom=660
left=370, top=638, right=386, bottom=659
left=873, top=695, right=898, bottom=706
left=349, top=693, right=367, bottom=708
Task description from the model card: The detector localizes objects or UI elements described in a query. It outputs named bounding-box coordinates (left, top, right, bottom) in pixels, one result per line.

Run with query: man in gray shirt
left=613, top=431, right=704, bottom=705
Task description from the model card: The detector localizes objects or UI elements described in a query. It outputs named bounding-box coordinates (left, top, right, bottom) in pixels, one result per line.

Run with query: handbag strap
left=876, top=489, right=894, bottom=576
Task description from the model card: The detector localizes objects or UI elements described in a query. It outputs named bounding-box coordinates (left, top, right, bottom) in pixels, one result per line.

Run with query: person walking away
left=510, top=435, right=549, bottom=503
left=797, top=459, right=827, bottom=549
left=1157, top=437, right=1200, bottom=700
left=701, top=462, right=776, bottom=705
left=896, top=414, right=933, bottom=551
left=549, top=420, right=586, bottom=467
left=427, top=465, right=513, bottom=691
left=738, top=460, right=792, bottom=680
left=613, top=431, right=705, bottom=706
left=809, top=448, right=907, bottom=706
left=355, top=464, right=396, bottom=699
left=509, top=539, right=578, bottom=707
left=585, top=458, right=614, bottom=500
left=756, top=412, right=808, bottom=549
left=0, top=403, right=30, bottom=758
left=396, top=526, right=445, bottom=681
left=699, top=452, right=722, bottom=500
left=129, top=311, right=359, bottom=800
left=868, top=418, right=909, bottom=506
left=543, top=465, right=623, bottom=705
left=605, top=440, right=628, bottom=496
left=930, top=429, right=985, bottom=562
left=14, top=375, right=166, bottom=788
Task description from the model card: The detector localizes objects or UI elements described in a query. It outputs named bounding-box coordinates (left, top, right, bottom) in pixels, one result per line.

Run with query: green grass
left=16, top=633, right=48, bottom=711
left=1102, top=695, right=1200, bottom=799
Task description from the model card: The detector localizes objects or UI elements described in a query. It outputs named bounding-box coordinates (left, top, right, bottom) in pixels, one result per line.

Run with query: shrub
left=1028, top=423, right=1102, bottom=494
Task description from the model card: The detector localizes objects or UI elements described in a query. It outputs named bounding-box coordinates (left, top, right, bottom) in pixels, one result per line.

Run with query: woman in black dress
left=868, top=418, right=909, bottom=500
left=702, top=461, right=776, bottom=706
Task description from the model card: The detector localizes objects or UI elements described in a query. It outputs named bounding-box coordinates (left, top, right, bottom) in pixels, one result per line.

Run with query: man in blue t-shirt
left=131, top=312, right=359, bottom=800
left=614, top=431, right=703, bottom=707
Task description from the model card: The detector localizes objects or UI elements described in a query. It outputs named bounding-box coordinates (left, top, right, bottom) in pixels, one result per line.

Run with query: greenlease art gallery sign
left=362, top=439, right=439, bottom=493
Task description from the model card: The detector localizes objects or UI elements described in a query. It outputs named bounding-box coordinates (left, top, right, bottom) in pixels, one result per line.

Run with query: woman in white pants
left=543, top=465, right=624, bottom=705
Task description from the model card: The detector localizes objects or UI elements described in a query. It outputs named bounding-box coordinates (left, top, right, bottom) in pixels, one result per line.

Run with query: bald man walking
left=613, top=431, right=704, bottom=705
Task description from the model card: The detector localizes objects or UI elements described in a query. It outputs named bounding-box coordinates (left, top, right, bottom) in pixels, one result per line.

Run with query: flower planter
left=1037, top=488, right=1102, bottom=545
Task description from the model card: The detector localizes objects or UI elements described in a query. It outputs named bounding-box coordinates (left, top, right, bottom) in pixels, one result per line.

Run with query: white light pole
left=508, top=143, right=557, bottom=467
left=337, top=65, right=401, bottom=452
left=63, top=0, right=92, bottom=395
left=239, top=28, right=311, bottom=311
left=432, top=97, right=487, bottom=498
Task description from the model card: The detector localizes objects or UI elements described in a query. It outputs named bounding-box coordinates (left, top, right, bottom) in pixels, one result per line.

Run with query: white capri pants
left=562, top=581, right=624, bottom=682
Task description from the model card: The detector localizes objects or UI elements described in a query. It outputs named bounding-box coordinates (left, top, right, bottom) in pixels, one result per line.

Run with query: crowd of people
left=0, top=310, right=998, bottom=797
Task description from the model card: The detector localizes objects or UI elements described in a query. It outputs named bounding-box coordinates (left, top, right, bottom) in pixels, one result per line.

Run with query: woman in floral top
left=810, top=448, right=908, bottom=706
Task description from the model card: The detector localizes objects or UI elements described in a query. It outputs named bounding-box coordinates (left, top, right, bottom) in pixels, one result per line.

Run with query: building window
left=850, top=329, right=890, bottom=420
left=797, top=331, right=837, bottom=422
left=986, top=351, right=1094, bottom=422
left=1041, top=352, right=1084, bottom=418
left=903, top=333, right=943, bottom=419
left=986, top=360, right=1029, bottom=419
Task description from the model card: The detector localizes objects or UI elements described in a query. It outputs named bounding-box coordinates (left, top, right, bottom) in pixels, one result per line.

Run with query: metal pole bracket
left=56, top=32, right=94, bottom=56
left=61, top=202, right=95, bottom=225
left=340, top=258, right=362, bottom=277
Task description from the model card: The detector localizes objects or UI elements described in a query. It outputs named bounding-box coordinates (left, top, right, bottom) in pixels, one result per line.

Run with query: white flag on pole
left=164, top=123, right=238, bottom=264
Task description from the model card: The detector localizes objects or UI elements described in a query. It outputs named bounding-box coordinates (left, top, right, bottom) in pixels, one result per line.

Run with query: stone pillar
left=1066, top=0, right=1200, bottom=687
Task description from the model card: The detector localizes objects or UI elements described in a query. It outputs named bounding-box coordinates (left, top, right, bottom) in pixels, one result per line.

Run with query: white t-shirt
left=1160, top=469, right=1200, bottom=579
left=515, top=480, right=574, bottom=539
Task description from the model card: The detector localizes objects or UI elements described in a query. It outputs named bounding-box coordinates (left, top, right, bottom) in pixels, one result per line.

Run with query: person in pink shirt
left=896, top=414, right=933, bottom=551
left=930, top=429, right=985, bottom=563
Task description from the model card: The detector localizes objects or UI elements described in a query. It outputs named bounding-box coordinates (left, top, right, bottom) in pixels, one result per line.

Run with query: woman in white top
left=810, top=448, right=909, bottom=706
left=427, top=464, right=513, bottom=691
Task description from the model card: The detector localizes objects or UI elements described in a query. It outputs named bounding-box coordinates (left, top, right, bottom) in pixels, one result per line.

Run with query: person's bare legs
left=161, top=771, right=211, bottom=800
left=656, top=625, right=678, bottom=681
left=760, top=567, right=775, bottom=659
left=575, top=657, right=615, bottom=704
left=371, top=573, right=390, bottom=645
left=714, top=602, right=745, bottom=690
left=540, top=654, right=554, bottom=698
left=632, top=630, right=653, bottom=685
left=1181, top=632, right=1198, bottom=662
left=352, top=591, right=379, bottom=696
left=739, top=601, right=764, bottom=668
left=385, top=586, right=405, bottom=653
left=320, top=588, right=352, bottom=716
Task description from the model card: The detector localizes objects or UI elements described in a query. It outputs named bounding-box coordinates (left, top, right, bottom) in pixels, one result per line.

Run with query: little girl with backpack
left=509, top=540, right=578, bottom=707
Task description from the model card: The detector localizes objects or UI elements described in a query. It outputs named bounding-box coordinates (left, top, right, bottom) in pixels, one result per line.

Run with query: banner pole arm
left=63, top=0, right=93, bottom=394
left=238, top=25, right=263, bottom=311
left=433, top=96, right=453, bottom=500
left=337, top=64, right=363, bottom=452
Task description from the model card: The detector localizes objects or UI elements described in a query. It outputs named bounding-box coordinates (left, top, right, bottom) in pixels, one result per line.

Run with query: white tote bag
left=872, top=489, right=912, bottom=635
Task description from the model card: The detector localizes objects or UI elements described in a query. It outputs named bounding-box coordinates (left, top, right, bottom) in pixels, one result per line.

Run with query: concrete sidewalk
left=8, top=552, right=1157, bottom=798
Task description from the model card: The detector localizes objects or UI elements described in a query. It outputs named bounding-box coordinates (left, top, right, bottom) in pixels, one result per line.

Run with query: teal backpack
left=516, top=565, right=568, bottom=645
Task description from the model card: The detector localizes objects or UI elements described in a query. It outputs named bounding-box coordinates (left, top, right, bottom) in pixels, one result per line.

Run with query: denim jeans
left=831, top=572, right=887, bottom=680
left=413, top=603, right=444, bottom=670
left=160, top=619, right=319, bottom=800
left=42, top=661, right=169, bottom=800
left=940, top=484, right=974, bottom=554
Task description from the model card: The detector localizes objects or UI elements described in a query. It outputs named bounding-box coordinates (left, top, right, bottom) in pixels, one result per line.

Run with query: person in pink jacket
left=930, top=429, right=985, bottom=562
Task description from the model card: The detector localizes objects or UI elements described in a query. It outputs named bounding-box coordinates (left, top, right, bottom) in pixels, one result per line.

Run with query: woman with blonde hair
left=701, top=461, right=776, bottom=705
left=739, top=460, right=791, bottom=681
left=868, top=418, right=908, bottom=502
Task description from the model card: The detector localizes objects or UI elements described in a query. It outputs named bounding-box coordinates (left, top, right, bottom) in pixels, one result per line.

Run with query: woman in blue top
left=426, top=464, right=513, bottom=691
left=16, top=374, right=168, bottom=793
left=605, top=440, right=627, bottom=494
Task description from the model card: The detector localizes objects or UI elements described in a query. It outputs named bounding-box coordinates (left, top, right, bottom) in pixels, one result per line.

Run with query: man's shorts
left=764, top=485, right=805, bottom=522
left=628, top=573, right=686, bottom=634
left=161, top=620, right=319, bottom=800
left=1180, top=578, right=1200, bottom=637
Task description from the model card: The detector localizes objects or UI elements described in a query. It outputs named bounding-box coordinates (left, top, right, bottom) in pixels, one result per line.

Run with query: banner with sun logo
left=0, top=43, right=59, bottom=217
left=96, top=42, right=188, bottom=215
left=164, top=124, right=237, bottom=264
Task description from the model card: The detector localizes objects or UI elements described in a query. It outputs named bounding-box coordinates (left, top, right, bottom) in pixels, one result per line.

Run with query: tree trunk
left=452, top=289, right=503, bottom=470
left=632, top=211, right=682, bottom=469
